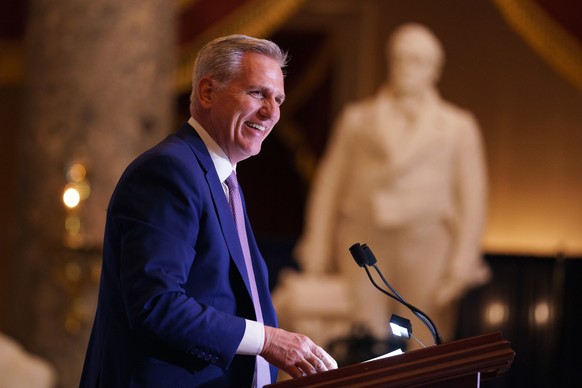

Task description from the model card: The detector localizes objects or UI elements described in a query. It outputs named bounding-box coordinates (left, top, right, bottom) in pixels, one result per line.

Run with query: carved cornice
left=494, top=0, right=582, bottom=93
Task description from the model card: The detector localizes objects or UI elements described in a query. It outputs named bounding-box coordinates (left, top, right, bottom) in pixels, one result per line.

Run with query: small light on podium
left=389, top=314, right=412, bottom=339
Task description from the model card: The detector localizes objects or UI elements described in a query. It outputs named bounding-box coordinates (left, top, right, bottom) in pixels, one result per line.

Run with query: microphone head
left=349, top=243, right=367, bottom=267
left=361, top=244, right=378, bottom=266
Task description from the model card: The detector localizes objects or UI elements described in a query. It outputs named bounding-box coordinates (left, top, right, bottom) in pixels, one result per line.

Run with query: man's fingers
left=313, top=348, right=338, bottom=370
left=287, top=364, right=304, bottom=379
left=301, top=348, right=337, bottom=375
left=260, top=326, right=338, bottom=378
left=306, top=355, right=325, bottom=373
left=296, top=359, right=316, bottom=376
left=314, top=359, right=326, bottom=372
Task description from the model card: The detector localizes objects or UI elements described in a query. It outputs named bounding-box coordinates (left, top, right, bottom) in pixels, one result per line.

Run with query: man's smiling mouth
left=245, top=121, right=267, bottom=132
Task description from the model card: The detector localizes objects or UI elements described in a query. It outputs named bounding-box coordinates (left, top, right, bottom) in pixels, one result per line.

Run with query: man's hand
left=261, top=326, right=338, bottom=378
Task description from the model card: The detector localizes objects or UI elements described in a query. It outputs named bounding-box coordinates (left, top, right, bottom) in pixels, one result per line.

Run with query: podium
left=268, top=332, right=514, bottom=387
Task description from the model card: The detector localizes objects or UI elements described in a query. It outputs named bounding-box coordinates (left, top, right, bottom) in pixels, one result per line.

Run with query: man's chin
left=234, top=148, right=262, bottom=163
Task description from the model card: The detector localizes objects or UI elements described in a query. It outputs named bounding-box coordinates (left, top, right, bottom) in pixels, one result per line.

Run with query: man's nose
left=259, top=98, right=279, bottom=120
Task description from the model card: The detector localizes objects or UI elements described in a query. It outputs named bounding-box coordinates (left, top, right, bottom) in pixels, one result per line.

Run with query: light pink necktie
left=225, top=172, right=271, bottom=387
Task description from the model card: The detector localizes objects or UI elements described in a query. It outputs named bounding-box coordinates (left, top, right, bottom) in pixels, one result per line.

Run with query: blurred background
left=1, top=0, right=581, bottom=387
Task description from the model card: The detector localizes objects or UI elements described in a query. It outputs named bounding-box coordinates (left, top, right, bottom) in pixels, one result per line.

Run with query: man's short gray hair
left=190, top=34, right=288, bottom=105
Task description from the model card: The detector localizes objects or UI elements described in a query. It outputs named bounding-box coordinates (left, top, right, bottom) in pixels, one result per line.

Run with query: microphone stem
left=372, top=265, right=433, bottom=337
left=364, top=265, right=443, bottom=345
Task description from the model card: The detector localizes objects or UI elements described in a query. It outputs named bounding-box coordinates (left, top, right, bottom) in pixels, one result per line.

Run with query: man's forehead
left=238, top=54, right=284, bottom=86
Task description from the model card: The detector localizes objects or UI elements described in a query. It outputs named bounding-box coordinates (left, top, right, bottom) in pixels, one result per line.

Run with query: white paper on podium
left=363, top=348, right=404, bottom=363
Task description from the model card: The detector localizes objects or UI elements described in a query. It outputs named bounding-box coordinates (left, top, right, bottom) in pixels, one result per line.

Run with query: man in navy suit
left=80, top=34, right=337, bottom=387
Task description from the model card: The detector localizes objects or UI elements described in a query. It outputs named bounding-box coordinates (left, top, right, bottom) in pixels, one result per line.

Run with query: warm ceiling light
left=63, top=187, right=81, bottom=208
left=485, top=301, right=508, bottom=326
left=533, top=301, right=550, bottom=326
left=67, top=162, right=87, bottom=182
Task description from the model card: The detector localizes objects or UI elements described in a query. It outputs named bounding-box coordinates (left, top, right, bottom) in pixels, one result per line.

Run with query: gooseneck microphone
left=349, top=242, right=444, bottom=346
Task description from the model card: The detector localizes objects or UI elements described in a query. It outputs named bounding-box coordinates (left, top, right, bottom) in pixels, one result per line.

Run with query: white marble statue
left=0, top=331, right=56, bottom=388
left=283, top=23, right=491, bottom=349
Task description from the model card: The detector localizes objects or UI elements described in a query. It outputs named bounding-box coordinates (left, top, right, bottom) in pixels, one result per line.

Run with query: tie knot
left=225, top=171, right=239, bottom=191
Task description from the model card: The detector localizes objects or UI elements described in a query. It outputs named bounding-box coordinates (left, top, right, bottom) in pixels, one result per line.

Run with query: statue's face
left=388, top=31, right=442, bottom=96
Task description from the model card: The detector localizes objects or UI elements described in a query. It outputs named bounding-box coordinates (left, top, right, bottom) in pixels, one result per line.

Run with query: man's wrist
left=235, top=319, right=265, bottom=355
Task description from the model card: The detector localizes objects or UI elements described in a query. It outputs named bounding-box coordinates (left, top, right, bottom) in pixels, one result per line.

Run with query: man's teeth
left=246, top=122, right=266, bottom=132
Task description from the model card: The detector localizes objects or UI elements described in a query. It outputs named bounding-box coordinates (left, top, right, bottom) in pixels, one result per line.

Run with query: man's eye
left=249, top=90, right=264, bottom=98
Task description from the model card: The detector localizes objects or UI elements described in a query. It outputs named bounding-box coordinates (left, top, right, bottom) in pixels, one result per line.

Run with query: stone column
left=12, top=1, right=175, bottom=387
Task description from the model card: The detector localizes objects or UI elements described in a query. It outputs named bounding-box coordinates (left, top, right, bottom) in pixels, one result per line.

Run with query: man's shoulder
left=121, top=126, right=206, bottom=179
left=142, top=124, right=203, bottom=158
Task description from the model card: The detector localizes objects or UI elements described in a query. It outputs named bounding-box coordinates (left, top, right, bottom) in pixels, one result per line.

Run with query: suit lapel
left=177, top=123, right=276, bottom=326
left=176, top=124, right=254, bottom=299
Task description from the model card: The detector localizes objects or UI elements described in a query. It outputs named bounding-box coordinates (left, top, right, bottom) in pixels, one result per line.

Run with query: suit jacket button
left=211, top=356, right=218, bottom=363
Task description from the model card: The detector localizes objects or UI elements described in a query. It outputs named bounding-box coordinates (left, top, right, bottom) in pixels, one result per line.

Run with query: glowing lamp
left=389, top=314, right=412, bottom=339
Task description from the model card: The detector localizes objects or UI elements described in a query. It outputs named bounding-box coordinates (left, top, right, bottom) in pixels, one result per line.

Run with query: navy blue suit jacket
left=80, top=123, right=278, bottom=387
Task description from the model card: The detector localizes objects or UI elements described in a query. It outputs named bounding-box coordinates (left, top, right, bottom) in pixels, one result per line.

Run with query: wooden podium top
left=268, top=332, right=514, bottom=387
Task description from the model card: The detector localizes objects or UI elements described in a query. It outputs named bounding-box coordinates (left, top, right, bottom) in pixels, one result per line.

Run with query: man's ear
left=198, top=77, right=214, bottom=108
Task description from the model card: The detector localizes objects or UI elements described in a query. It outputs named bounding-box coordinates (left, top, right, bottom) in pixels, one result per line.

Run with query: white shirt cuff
left=236, top=319, right=265, bottom=355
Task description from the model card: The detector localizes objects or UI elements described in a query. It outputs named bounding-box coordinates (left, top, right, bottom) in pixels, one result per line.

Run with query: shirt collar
left=188, top=117, right=235, bottom=183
